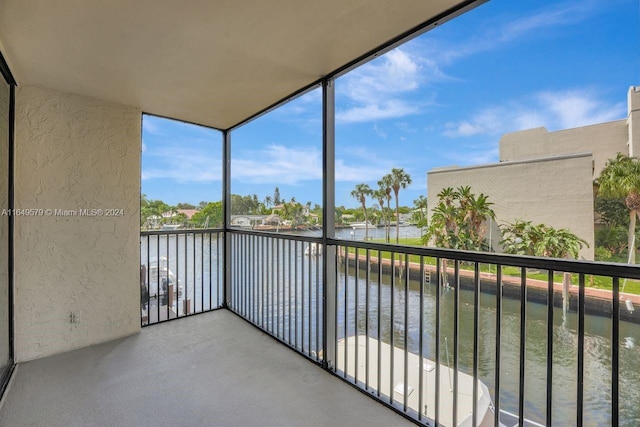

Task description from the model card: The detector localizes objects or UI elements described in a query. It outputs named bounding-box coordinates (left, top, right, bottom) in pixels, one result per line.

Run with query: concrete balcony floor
left=0, top=310, right=412, bottom=427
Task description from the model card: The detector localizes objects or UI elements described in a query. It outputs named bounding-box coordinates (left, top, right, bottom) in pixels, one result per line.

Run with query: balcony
left=1, top=1, right=639, bottom=426
left=1, top=228, right=639, bottom=425
left=113, top=231, right=640, bottom=425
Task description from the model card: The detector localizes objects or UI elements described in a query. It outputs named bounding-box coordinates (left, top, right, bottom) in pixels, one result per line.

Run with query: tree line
left=350, top=167, right=412, bottom=243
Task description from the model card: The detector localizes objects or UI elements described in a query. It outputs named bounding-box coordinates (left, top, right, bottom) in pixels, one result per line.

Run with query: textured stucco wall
left=499, top=121, right=628, bottom=177
left=14, top=85, right=141, bottom=362
left=427, top=154, right=595, bottom=260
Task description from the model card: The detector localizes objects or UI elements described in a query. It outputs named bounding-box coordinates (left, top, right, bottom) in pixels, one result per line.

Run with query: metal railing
left=141, top=228, right=640, bottom=426
left=228, top=229, right=324, bottom=363
left=140, top=229, right=224, bottom=326
left=329, top=239, right=640, bottom=427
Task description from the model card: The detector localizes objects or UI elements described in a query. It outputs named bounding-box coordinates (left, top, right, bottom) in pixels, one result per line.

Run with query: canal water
left=142, top=229, right=640, bottom=426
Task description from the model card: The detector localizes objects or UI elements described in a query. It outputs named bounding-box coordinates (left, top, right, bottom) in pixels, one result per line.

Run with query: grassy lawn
left=344, top=238, right=640, bottom=294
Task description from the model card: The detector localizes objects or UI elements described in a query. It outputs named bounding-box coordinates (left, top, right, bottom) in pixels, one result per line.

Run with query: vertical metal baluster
left=355, top=247, right=359, bottom=382
left=435, top=258, right=441, bottom=427
left=201, top=231, right=204, bottom=313
left=577, top=273, right=585, bottom=427
left=262, top=237, right=270, bottom=331
left=365, top=249, right=370, bottom=390
left=546, top=269, right=553, bottom=427
left=295, top=241, right=299, bottom=349
left=253, top=235, right=257, bottom=323
left=241, top=233, right=244, bottom=315
left=257, top=236, right=261, bottom=325
left=262, top=236, right=266, bottom=327
left=495, top=265, right=502, bottom=427
left=271, top=237, right=275, bottom=334
left=217, top=233, right=220, bottom=308
left=281, top=238, right=285, bottom=339
left=334, top=245, right=339, bottom=370
left=241, top=235, right=244, bottom=313
left=234, top=234, right=237, bottom=312
left=289, top=239, right=293, bottom=345
left=245, top=235, right=249, bottom=319
left=247, top=235, right=251, bottom=321
left=302, top=240, right=306, bottom=354
left=473, top=262, right=480, bottom=427
left=518, top=267, right=527, bottom=427
left=308, top=243, right=312, bottom=357
left=262, top=237, right=266, bottom=327
left=453, top=260, right=459, bottom=427
left=238, top=234, right=241, bottom=316
left=192, top=231, right=196, bottom=315
left=377, top=249, right=382, bottom=398
left=269, top=236, right=272, bottom=329
left=344, top=244, right=349, bottom=379
left=156, top=234, right=160, bottom=322
left=418, top=257, right=424, bottom=422
left=612, top=277, right=619, bottom=427
left=316, top=246, right=320, bottom=361
left=277, top=238, right=281, bottom=338
left=209, top=232, right=212, bottom=311
left=184, top=233, right=188, bottom=315
left=146, top=235, right=150, bottom=324
left=176, top=233, right=180, bottom=317
left=166, top=234, right=170, bottom=321
left=390, top=250, right=396, bottom=404
left=403, top=253, right=409, bottom=413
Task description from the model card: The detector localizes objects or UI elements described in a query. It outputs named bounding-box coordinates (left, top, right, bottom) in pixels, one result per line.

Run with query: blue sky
left=142, top=0, right=639, bottom=209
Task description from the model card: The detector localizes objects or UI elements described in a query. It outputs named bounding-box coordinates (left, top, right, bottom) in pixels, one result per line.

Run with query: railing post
left=223, top=130, right=231, bottom=309
left=322, top=78, right=336, bottom=370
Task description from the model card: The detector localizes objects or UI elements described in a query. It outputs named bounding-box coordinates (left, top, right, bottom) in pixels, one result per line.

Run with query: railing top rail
left=228, top=228, right=323, bottom=243
left=140, top=228, right=224, bottom=236
left=329, top=238, right=640, bottom=279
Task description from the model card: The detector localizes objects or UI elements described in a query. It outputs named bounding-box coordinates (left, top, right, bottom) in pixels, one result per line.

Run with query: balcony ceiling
left=0, top=0, right=482, bottom=130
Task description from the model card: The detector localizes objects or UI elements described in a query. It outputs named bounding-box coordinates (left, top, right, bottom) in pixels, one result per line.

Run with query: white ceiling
left=0, top=0, right=483, bottom=130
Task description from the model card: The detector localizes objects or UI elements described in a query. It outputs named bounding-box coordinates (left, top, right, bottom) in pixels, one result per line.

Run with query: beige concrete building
left=427, top=86, right=640, bottom=260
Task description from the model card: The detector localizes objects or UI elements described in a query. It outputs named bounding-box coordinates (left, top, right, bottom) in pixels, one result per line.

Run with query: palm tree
left=390, top=168, right=412, bottom=244
left=379, top=175, right=393, bottom=243
left=596, top=154, right=640, bottom=264
left=464, top=192, right=495, bottom=249
left=500, top=220, right=587, bottom=259
left=373, top=188, right=388, bottom=243
left=412, top=195, right=428, bottom=236
left=351, top=183, right=373, bottom=240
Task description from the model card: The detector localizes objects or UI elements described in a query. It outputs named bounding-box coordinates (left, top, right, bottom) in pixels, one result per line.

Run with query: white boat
left=336, top=336, right=496, bottom=427
left=160, top=224, right=182, bottom=231
left=145, top=257, right=183, bottom=299
left=304, top=242, right=323, bottom=256
left=350, top=221, right=376, bottom=229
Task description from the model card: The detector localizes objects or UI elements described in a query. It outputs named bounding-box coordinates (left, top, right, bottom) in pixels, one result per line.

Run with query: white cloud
left=337, top=48, right=424, bottom=123
left=443, top=88, right=625, bottom=138
left=373, top=124, right=386, bottom=139
left=337, top=100, right=420, bottom=123
left=232, top=144, right=393, bottom=185
left=142, top=146, right=222, bottom=182
left=142, top=116, right=164, bottom=136
left=432, top=1, right=599, bottom=65
left=538, top=90, right=625, bottom=129
left=334, top=2, right=602, bottom=125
